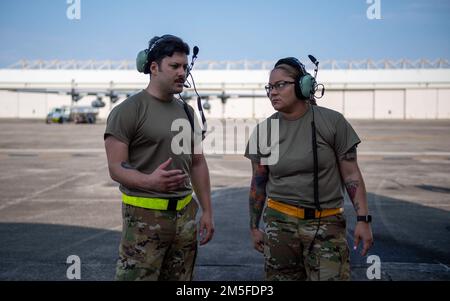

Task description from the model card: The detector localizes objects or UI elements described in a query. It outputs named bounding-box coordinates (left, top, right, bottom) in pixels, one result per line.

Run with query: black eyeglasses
left=264, top=81, right=295, bottom=94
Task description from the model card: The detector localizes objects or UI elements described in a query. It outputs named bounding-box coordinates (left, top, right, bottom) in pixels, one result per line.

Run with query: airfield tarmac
left=0, top=119, right=449, bottom=281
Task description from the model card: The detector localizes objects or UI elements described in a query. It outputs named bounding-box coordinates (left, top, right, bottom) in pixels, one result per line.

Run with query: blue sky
left=0, top=0, right=449, bottom=67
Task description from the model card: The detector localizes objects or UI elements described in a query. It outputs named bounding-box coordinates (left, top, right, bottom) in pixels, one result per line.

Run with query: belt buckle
left=167, top=198, right=179, bottom=211
left=303, top=207, right=316, bottom=220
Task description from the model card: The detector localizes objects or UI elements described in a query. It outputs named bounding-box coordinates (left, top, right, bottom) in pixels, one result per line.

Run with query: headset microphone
left=307, top=54, right=325, bottom=99
left=180, top=45, right=207, bottom=140
left=308, top=54, right=319, bottom=80
left=193, top=46, right=199, bottom=57
left=308, top=55, right=318, bottom=66
left=184, top=46, right=200, bottom=88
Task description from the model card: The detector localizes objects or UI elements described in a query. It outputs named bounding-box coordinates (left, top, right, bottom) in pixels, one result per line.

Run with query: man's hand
left=251, top=228, right=264, bottom=253
left=199, top=211, right=214, bottom=245
left=146, top=158, right=188, bottom=192
left=353, top=222, right=373, bottom=256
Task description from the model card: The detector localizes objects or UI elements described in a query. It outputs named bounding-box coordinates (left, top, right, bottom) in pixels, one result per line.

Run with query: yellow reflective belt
left=122, top=193, right=192, bottom=211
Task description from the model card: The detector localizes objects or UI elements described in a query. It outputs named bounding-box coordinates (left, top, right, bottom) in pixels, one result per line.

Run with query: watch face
left=358, top=215, right=372, bottom=222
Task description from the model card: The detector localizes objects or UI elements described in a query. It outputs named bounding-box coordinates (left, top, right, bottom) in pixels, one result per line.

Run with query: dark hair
left=273, top=63, right=301, bottom=81
left=146, top=35, right=190, bottom=74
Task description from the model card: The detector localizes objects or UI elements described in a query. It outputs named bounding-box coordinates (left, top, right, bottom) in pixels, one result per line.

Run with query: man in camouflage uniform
left=115, top=197, right=199, bottom=280
left=104, top=35, right=214, bottom=281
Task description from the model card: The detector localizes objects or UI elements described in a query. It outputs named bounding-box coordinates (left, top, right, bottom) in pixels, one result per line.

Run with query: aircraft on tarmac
left=1, top=85, right=268, bottom=126
left=1, top=86, right=267, bottom=110
left=0, top=87, right=128, bottom=108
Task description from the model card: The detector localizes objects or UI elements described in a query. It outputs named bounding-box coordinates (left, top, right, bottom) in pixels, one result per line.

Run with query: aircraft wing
left=0, top=87, right=139, bottom=108
left=1, top=87, right=267, bottom=110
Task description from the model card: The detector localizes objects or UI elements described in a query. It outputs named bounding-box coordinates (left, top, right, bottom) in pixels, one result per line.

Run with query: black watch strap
left=357, top=215, right=372, bottom=223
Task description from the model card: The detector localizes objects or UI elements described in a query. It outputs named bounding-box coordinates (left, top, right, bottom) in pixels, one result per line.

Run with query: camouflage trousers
left=115, top=199, right=199, bottom=281
left=263, top=207, right=350, bottom=281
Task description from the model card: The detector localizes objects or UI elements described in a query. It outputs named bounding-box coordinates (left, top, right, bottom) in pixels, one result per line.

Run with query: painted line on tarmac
left=0, top=174, right=20, bottom=181
left=0, top=148, right=104, bottom=153
left=422, top=203, right=450, bottom=208
left=205, top=150, right=450, bottom=156
left=0, top=173, right=90, bottom=211
left=360, top=151, right=450, bottom=156
left=209, top=164, right=249, bottom=178
left=0, top=162, right=106, bottom=211
left=1, top=148, right=450, bottom=157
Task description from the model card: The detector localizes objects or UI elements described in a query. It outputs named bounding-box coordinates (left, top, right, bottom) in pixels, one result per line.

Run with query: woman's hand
left=251, top=228, right=264, bottom=253
left=353, top=222, right=373, bottom=256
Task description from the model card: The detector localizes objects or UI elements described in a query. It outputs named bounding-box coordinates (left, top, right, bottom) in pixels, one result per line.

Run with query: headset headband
left=148, top=34, right=174, bottom=54
left=139, top=35, right=177, bottom=74
left=274, top=57, right=307, bottom=76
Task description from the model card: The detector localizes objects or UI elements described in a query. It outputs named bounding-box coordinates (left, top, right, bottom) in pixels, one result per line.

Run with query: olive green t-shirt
left=244, top=106, right=361, bottom=209
left=104, top=89, right=201, bottom=199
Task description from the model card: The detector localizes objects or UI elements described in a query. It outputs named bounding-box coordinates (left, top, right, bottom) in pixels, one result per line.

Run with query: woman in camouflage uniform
left=245, top=57, right=373, bottom=281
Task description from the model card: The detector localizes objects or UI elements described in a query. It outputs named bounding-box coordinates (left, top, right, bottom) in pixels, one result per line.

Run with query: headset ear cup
left=300, top=74, right=316, bottom=99
left=294, top=79, right=303, bottom=100
left=136, top=49, right=150, bottom=74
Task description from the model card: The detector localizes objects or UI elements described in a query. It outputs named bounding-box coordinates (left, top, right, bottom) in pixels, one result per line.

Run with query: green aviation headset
left=135, top=35, right=207, bottom=140
left=136, top=49, right=151, bottom=74
left=273, top=57, right=317, bottom=100
left=136, top=34, right=178, bottom=74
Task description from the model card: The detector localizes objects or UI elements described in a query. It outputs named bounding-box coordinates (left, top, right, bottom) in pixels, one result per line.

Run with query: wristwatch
left=357, top=215, right=372, bottom=223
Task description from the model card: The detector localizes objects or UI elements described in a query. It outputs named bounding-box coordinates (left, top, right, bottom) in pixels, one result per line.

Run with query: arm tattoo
left=249, top=163, right=268, bottom=229
left=345, top=180, right=359, bottom=201
left=353, top=200, right=361, bottom=213
left=341, top=145, right=361, bottom=213
left=342, top=145, right=357, bottom=162
left=345, top=180, right=360, bottom=212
